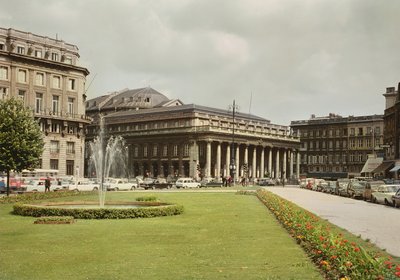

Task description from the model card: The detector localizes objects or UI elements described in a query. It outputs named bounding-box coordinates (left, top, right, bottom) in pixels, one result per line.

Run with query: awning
left=372, top=161, right=394, bottom=174
left=389, top=165, right=400, bottom=172
left=360, top=156, right=383, bottom=173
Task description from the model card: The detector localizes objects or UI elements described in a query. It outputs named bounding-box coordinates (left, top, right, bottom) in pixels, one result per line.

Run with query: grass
left=0, top=191, right=323, bottom=280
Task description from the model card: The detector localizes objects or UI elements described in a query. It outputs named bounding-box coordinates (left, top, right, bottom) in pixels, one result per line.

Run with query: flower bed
left=256, top=189, right=400, bottom=280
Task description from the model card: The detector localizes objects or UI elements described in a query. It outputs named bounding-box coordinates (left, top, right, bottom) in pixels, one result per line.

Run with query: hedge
left=34, top=216, right=75, bottom=224
left=13, top=201, right=184, bottom=219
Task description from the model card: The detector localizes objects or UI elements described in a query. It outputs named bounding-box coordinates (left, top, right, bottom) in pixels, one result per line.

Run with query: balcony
left=33, top=109, right=92, bottom=124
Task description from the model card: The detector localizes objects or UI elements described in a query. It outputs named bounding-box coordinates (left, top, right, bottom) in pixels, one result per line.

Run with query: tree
left=0, top=98, right=44, bottom=196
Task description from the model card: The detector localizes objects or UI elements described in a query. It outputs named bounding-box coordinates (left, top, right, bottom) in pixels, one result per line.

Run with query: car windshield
left=352, top=183, right=365, bottom=189
left=386, top=186, right=400, bottom=192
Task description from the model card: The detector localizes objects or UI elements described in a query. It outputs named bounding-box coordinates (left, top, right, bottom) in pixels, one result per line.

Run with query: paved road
left=266, top=186, right=400, bottom=257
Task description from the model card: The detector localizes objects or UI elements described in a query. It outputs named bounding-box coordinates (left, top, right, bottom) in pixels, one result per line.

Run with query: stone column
left=189, top=140, right=199, bottom=179
left=290, top=150, right=294, bottom=179
left=178, top=144, right=183, bottom=177
left=283, top=149, right=287, bottom=180
left=206, top=141, right=211, bottom=178
left=225, top=144, right=230, bottom=177
left=275, top=149, right=280, bottom=179
left=235, top=145, right=239, bottom=183
left=260, top=147, right=265, bottom=178
left=268, top=147, right=272, bottom=177
left=296, top=151, right=300, bottom=180
left=252, top=146, right=257, bottom=179
left=216, top=142, right=221, bottom=180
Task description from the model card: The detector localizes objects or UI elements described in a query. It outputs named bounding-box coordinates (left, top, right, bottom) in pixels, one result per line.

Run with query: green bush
left=13, top=202, right=184, bottom=219
left=0, top=191, right=92, bottom=204
left=34, top=216, right=75, bottom=224
left=136, top=195, right=158, bottom=202
left=236, top=190, right=256, bottom=196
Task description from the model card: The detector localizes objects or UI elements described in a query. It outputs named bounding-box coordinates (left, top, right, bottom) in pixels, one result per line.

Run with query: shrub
left=0, top=191, right=92, bottom=204
left=236, top=190, right=256, bottom=196
left=13, top=202, right=184, bottom=219
left=136, top=196, right=158, bottom=202
left=256, top=189, right=400, bottom=280
left=34, top=216, right=75, bottom=224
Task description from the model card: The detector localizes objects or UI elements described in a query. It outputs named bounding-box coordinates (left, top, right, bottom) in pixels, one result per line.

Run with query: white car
left=69, top=180, right=100, bottom=192
left=24, top=180, right=46, bottom=192
left=175, top=178, right=200, bottom=189
left=371, top=185, right=400, bottom=206
left=105, top=179, right=137, bottom=191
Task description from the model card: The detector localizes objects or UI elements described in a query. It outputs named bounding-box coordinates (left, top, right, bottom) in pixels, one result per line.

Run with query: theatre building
left=85, top=87, right=301, bottom=182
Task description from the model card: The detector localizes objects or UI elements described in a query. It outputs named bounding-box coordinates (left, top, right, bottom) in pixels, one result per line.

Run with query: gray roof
left=86, top=87, right=170, bottom=111
left=105, top=103, right=270, bottom=123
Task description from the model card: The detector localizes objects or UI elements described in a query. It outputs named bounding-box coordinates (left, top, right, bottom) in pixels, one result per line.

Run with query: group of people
left=221, top=176, right=233, bottom=187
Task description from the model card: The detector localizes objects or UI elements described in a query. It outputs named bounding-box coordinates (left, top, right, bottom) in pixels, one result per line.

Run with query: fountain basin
left=13, top=201, right=184, bottom=219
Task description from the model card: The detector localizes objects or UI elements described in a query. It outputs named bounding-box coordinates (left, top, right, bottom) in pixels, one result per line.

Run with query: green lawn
left=0, top=192, right=322, bottom=280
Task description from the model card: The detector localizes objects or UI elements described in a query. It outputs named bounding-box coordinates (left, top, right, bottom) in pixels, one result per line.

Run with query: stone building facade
left=291, top=114, right=384, bottom=179
left=0, top=27, right=90, bottom=176
left=85, top=88, right=301, bottom=182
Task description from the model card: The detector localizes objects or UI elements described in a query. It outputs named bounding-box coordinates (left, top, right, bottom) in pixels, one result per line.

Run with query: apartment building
left=290, top=114, right=384, bottom=179
left=0, top=27, right=90, bottom=176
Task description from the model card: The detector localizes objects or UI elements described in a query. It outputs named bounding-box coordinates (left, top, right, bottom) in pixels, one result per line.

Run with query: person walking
left=45, top=177, right=51, bottom=192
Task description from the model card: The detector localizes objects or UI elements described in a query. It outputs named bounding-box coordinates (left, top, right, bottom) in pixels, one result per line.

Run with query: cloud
left=1, top=0, right=400, bottom=125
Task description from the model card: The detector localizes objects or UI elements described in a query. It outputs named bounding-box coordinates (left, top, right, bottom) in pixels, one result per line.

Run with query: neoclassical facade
left=0, top=27, right=90, bottom=176
left=85, top=88, right=301, bottom=182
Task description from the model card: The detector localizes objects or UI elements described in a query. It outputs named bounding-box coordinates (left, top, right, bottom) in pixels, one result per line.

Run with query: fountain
left=13, top=116, right=184, bottom=219
left=88, top=116, right=127, bottom=207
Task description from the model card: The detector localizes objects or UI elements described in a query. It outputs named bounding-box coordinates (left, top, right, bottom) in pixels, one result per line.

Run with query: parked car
left=24, top=180, right=46, bottom=192
left=142, top=178, right=173, bottom=190
left=322, top=181, right=336, bottom=194
left=347, top=181, right=368, bottom=199
left=393, top=188, right=400, bottom=208
left=106, top=178, right=137, bottom=191
left=335, top=178, right=351, bottom=196
left=371, top=185, right=400, bottom=206
left=200, top=178, right=223, bottom=188
left=363, top=180, right=385, bottom=201
left=257, top=178, right=276, bottom=186
left=315, top=179, right=328, bottom=192
left=175, top=178, right=200, bottom=189
left=69, top=180, right=100, bottom=192
left=0, top=180, right=6, bottom=193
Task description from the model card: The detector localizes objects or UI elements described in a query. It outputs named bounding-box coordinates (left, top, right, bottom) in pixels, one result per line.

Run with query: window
left=18, top=69, right=27, bottom=83
left=35, top=93, right=43, bottom=113
left=67, top=126, right=75, bottom=134
left=0, top=87, right=9, bottom=99
left=350, top=139, right=355, bottom=148
left=143, top=146, right=148, bottom=157
left=134, top=146, right=138, bottom=157
left=173, top=145, right=178, bottom=157
left=350, top=128, right=355, bottom=136
left=67, top=142, right=75, bottom=154
left=51, top=123, right=60, bottom=133
left=35, top=49, right=42, bottom=58
left=358, top=128, right=363, bottom=136
left=50, top=141, right=60, bottom=153
left=68, top=78, right=76, bottom=90
left=35, top=72, right=44, bottom=86
left=52, top=95, right=59, bottom=113
left=66, top=160, right=74, bottom=176
left=358, top=139, right=363, bottom=148
left=18, top=90, right=25, bottom=103
left=53, top=76, right=61, bottom=88
left=51, top=52, right=59, bottom=61
left=183, top=144, right=189, bottom=157
left=0, top=66, right=8, bottom=80
left=375, top=127, right=381, bottom=135
left=152, top=145, right=158, bottom=157
left=0, top=42, right=4, bottom=50
left=17, top=45, right=25, bottom=54
left=68, top=97, right=74, bottom=115
left=50, top=159, right=59, bottom=170
left=163, top=145, right=168, bottom=157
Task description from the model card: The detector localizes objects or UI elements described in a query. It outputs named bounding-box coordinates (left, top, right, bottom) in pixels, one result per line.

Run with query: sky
left=1, top=0, right=400, bottom=125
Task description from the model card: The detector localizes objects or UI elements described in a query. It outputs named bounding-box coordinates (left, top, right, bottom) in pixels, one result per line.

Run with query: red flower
left=354, top=247, right=360, bottom=252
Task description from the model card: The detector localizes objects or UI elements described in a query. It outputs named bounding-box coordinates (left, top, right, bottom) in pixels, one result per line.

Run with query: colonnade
left=197, top=140, right=300, bottom=182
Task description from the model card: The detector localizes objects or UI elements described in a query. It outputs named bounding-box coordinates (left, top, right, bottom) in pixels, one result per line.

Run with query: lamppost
left=229, top=100, right=239, bottom=183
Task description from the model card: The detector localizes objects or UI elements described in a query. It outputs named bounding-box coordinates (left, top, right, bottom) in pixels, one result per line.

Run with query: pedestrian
left=222, top=176, right=226, bottom=187
left=45, top=177, right=51, bottom=192
left=241, top=177, right=246, bottom=187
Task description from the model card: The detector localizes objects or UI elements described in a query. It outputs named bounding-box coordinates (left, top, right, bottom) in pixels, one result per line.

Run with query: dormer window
left=0, top=43, right=5, bottom=51
left=51, top=52, right=59, bottom=61
left=17, top=45, right=25, bottom=54
left=145, top=97, right=150, bottom=102
left=35, top=49, right=42, bottom=58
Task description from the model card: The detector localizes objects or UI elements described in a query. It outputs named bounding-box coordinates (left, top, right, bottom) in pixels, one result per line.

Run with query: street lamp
left=229, top=100, right=239, bottom=182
